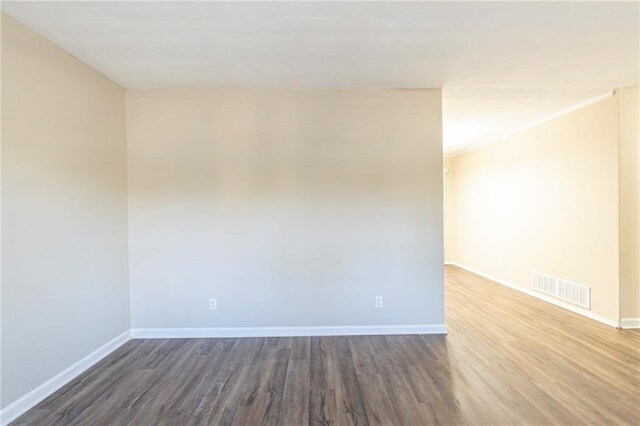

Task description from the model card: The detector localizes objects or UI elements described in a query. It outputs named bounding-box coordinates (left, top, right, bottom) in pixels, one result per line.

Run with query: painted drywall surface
left=4, top=2, right=639, bottom=156
left=0, top=12, right=3, bottom=412
left=619, top=86, right=640, bottom=320
left=444, top=157, right=456, bottom=263
left=451, top=95, right=620, bottom=322
left=127, top=89, right=444, bottom=329
left=1, top=14, right=129, bottom=408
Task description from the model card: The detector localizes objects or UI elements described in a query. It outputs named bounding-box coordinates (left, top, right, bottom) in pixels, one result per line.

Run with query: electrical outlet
left=498, top=259, right=503, bottom=268
left=375, top=296, right=383, bottom=308
left=209, top=298, right=217, bottom=311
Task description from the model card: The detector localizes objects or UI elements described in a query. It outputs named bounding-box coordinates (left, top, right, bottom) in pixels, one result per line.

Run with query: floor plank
left=12, top=266, right=640, bottom=425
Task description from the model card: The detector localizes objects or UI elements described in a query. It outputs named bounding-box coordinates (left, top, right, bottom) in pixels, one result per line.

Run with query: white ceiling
left=3, top=1, right=638, bottom=155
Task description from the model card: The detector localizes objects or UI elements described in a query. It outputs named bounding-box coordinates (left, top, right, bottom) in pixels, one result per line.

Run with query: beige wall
left=619, top=86, right=640, bottom=321
left=449, top=94, right=621, bottom=323
left=444, top=157, right=456, bottom=263
left=0, top=12, right=3, bottom=412
left=127, top=89, right=444, bottom=329
left=1, top=14, right=129, bottom=408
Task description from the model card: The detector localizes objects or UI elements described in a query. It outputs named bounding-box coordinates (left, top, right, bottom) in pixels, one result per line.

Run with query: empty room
left=1, top=1, right=638, bottom=425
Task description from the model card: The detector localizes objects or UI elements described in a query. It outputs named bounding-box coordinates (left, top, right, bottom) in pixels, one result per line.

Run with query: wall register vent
left=532, top=272, right=590, bottom=309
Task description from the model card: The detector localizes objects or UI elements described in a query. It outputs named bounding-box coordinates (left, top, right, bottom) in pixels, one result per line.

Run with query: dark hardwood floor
left=14, top=266, right=640, bottom=425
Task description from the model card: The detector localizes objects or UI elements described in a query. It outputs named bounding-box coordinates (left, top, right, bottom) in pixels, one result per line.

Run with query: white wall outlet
left=209, top=298, right=217, bottom=310
left=375, top=296, right=383, bottom=308
left=498, top=259, right=503, bottom=268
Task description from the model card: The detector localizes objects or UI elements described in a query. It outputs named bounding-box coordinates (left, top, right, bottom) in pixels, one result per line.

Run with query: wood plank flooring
left=13, top=266, right=640, bottom=425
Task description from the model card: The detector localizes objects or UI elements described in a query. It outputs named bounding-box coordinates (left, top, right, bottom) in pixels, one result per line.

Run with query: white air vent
left=531, top=272, right=590, bottom=309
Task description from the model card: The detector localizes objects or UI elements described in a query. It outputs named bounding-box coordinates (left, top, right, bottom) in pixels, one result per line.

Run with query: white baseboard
left=0, top=330, right=131, bottom=426
left=620, top=318, right=640, bottom=329
left=131, top=324, right=447, bottom=339
left=446, top=262, right=619, bottom=328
